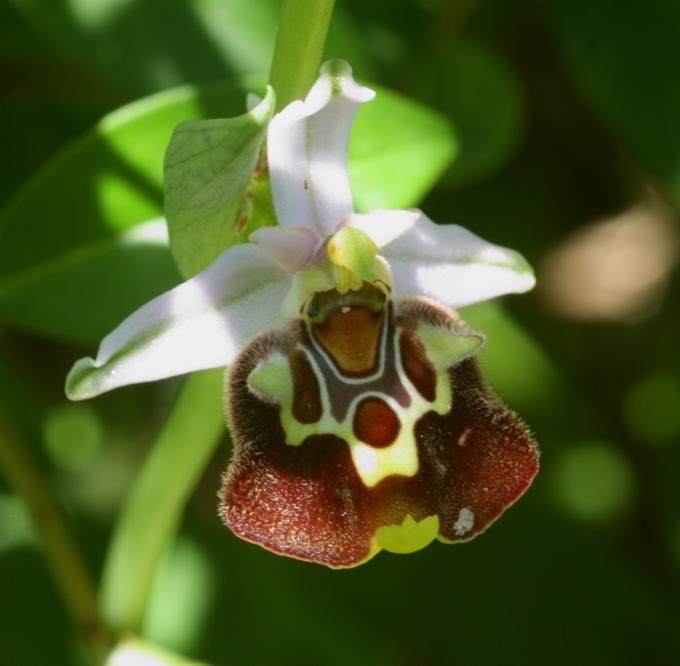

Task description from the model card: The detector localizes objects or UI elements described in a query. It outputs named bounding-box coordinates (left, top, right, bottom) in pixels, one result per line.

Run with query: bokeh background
left=1, top=0, right=680, bottom=664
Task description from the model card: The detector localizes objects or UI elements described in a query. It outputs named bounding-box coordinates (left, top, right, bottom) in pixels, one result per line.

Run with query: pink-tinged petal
left=381, top=211, right=536, bottom=308
left=66, top=243, right=291, bottom=400
left=220, top=296, right=538, bottom=568
left=268, top=60, right=375, bottom=236
left=250, top=226, right=320, bottom=273
left=344, top=209, right=419, bottom=248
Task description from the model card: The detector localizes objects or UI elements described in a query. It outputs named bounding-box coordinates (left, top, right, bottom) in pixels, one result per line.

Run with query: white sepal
left=268, top=60, right=375, bottom=237
left=66, top=244, right=291, bottom=399
left=381, top=211, right=536, bottom=308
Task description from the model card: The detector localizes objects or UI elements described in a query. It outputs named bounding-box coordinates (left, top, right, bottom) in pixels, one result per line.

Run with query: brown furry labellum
left=219, top=287, right=539, bottom=568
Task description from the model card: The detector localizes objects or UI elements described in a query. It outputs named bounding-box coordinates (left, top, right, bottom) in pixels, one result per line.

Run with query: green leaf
left=554, top=0, right=680, bottom=201
left=163, top=87, right=274, bottom=278
left=411, top=40, right=525, bottom=188
left=350, top=84, right=458, bottom=210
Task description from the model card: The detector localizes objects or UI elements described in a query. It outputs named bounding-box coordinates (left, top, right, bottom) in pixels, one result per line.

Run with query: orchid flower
left=66, top=60, right=539, bottom=568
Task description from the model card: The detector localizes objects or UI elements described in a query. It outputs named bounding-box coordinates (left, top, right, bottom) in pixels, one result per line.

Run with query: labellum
left=222, top=281, right=539, bottom=567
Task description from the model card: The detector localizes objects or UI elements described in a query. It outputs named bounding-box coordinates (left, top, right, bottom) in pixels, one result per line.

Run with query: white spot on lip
left=453, top=507, right=474, bottom=536
left=340, top=306, right=350, bottom=314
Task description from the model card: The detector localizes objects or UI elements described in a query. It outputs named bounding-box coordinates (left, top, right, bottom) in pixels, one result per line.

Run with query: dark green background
left=1, top=0, right=679, bottom=664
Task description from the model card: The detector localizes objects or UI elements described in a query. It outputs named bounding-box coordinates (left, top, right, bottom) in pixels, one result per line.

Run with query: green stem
left=0, top=403, right=108, bottom=662
left=269, top=0, right=336, bottom=111
left=99, top=369, right=225, bottom=633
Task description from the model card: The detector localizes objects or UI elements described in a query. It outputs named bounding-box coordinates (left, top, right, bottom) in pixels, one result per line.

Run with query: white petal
left=345, top=209, right=419, bottom=248
left=66, top=244, right=291, bottom=400
left=381, top=211, right=535, bottom=308
left=249, top=226, right=320, bottom=273
left=268, top=60, right=375, bottom=237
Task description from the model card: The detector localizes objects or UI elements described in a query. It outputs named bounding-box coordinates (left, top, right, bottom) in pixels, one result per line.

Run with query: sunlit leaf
left=164, top=87, right=274, bottom=278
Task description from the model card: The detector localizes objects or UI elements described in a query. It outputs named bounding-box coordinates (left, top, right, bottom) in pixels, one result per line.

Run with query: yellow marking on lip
left=264, top=298, right=468, bottom=489
left=277, top=321, right=455, bottom=488
left=374, top=514, right=440, bottom=554
left=350, top=431, right=419, bottom=486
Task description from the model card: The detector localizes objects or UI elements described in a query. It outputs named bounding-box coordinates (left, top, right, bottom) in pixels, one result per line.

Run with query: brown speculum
left=220, top=283, right=539, bottom=567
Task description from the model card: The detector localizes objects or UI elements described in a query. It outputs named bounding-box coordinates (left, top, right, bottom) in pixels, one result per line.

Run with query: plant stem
left=269, top=0, right=336, bottom=111
left=0, top=403, right=108, bottom=662
left=99, top=369, right=225, bottom=633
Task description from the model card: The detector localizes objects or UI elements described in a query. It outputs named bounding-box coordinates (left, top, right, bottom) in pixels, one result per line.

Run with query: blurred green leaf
left=0, top=494, right=38, bottom=552
left=624, top=371, right=680, bottom=446
left=554, top=0, right=680, bottom=201
left=350, top=84, right=457, bottom=210
left=463, top=299, right=599, bottom=438
left=411, top=39, right=524, bottom=187
left=550, top=439, right=636, bottom=523
left=142, top=535, right=215, bottom=655
left=43, top=402, right=103, bottom=471
left=164, top=87, right=274, bottom=278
